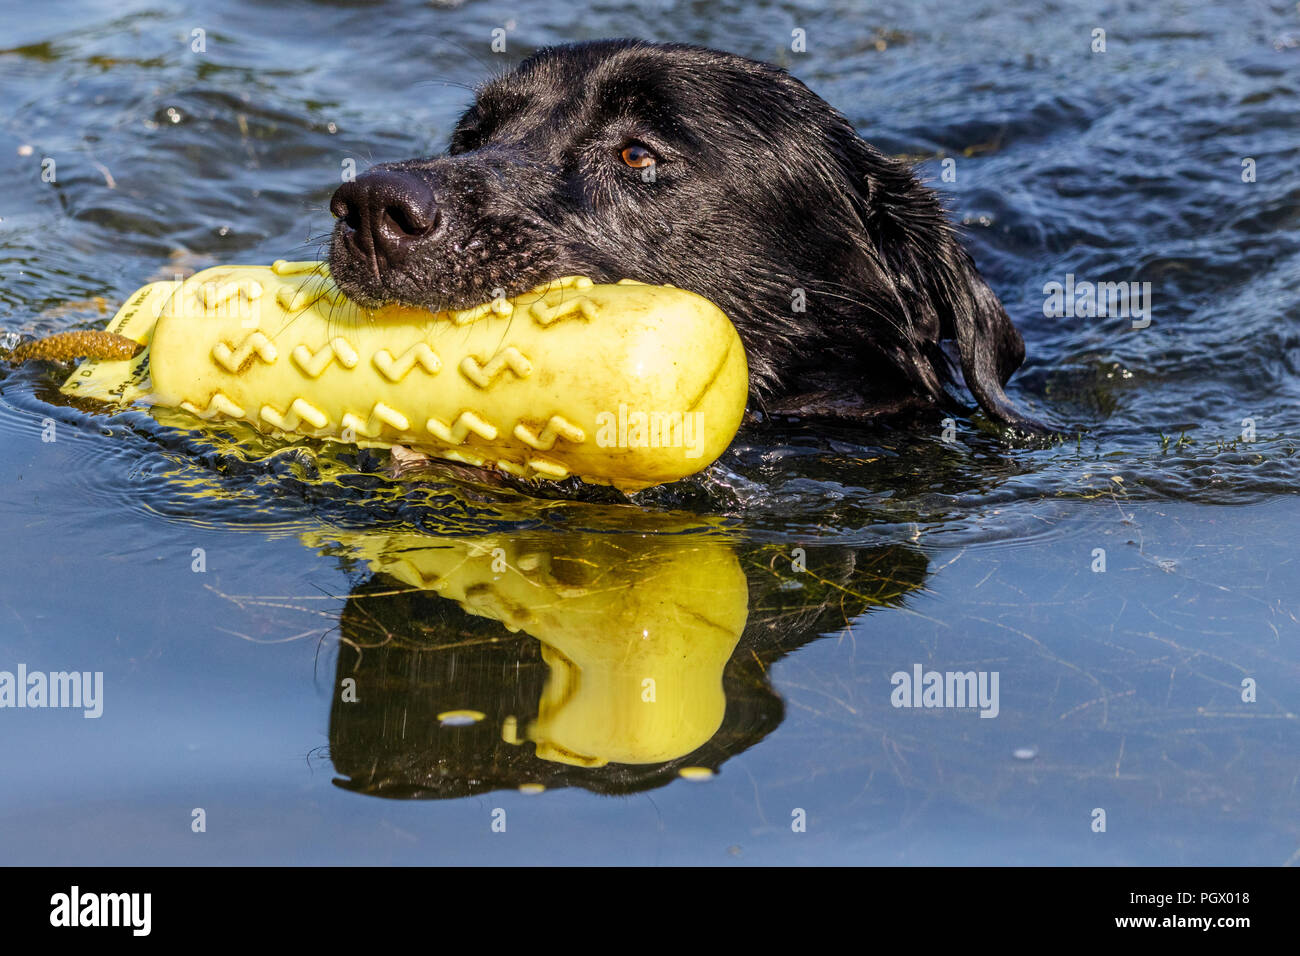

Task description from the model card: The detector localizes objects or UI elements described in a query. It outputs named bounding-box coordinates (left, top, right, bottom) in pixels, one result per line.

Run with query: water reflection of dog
left=311, top=527, right=928, bottom=798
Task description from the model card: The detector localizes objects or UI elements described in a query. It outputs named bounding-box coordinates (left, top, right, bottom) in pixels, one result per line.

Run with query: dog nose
left=330, top=169, right=441, bottom=267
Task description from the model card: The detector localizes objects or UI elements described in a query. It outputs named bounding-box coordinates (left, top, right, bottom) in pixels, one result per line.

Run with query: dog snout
left=330, top=169, right=441, bottom=270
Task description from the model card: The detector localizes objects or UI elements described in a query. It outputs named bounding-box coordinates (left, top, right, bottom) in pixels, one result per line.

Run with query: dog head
left=328, top=39, right=1042, bottom=430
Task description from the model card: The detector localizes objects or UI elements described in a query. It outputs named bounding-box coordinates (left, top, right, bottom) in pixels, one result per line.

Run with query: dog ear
left=946, top=254, right=1053, bottom=434
left=833, top=132, right=1051, bottom=434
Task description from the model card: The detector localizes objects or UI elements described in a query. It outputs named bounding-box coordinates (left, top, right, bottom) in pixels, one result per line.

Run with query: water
left=1, top=0, right=1298, bottom=864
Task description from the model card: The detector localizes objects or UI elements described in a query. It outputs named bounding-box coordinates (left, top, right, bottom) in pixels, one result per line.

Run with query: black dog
left=328, top=39, right=1045, bottom=433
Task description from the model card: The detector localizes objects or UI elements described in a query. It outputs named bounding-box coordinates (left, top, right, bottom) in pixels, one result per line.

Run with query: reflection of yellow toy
left=311, top=529, right=748, bottom=766
left=59, top=261, right=748, bottom=491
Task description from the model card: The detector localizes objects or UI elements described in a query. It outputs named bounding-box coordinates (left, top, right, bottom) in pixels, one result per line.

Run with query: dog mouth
left=328, top=216, right=578, bottom=315
left=327, top=229, right=593, bottom=317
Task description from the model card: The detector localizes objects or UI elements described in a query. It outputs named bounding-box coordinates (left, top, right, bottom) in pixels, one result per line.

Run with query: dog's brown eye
left=620, top=143, right=656, bottom=169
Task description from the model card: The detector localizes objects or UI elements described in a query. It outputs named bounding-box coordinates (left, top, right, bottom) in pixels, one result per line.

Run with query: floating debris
left=437, top=709, right=485, bottom=727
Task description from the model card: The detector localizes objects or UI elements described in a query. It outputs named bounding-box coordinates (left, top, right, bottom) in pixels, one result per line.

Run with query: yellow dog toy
left=52, top=261, right=748, bottom=491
